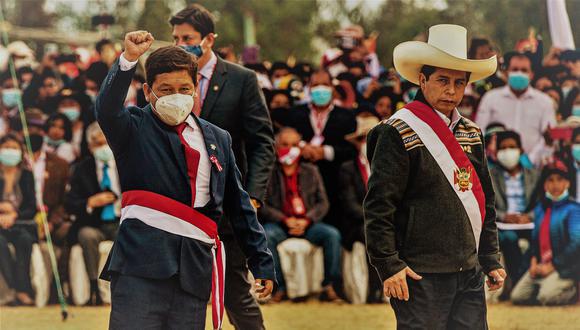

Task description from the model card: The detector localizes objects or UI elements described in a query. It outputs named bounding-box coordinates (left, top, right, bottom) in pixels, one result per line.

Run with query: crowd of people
left=0, top=10, right=578, bottom=311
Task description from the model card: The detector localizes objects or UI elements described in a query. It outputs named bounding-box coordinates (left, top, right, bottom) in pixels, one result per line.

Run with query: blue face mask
left=0, top=148, right=22, bottom=166
left=310, top=86, right=333, bottom=107
left=546, top=189, right=569, bottom=202
left=2, top=88, right=21, bottom=108
left=45, top=136, right=65, bottom=148
left=60, top=107, right=81, bottom=122
left=180, top=44, right=203, bottom=58
left=508, top=72, right=530, bottom=91
left=94, top=145, right=114, bottom=162
left=573, top=144, right=580, bottom=162
left=572, top=105, right=580, bottom=117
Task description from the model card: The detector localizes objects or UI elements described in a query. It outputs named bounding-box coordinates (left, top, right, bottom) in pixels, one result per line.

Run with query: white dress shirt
left=436, top=107, right=462, bottom=131
left=308, top=104, right=335, bottom=161
left=119, top=53, right=212, bottom=207
left=476, top=86, right=556, bottom=165
left=198, top=51, right=217, bottom=105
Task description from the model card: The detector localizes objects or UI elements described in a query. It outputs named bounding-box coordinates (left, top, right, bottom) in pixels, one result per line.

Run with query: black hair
left=573, top=126, right=580, bottom=142
left=45, top=113, right=73, bottom=142
left=468, top=38, right=491, bottom=59
left=145, top=46, right=198, bottom=87
left=496, top=130, right=522, bottom=149
left=169, top=4, right=215, bottom=39
left=420, top=65, right=471, bottom=81
left=503, top=51, right=533, bottom=70
left=95, top=39, right=114, bottom=54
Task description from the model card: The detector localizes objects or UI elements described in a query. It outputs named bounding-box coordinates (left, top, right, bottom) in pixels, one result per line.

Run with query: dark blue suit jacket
left=96, top=59, right=275, bottom=300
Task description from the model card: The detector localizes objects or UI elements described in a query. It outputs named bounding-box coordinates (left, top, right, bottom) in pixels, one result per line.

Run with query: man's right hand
left=87, top=192, right=117, bottom=209
left=124, top=31, right=155, bottom=62
left=383, top=266, right=422, bottom=301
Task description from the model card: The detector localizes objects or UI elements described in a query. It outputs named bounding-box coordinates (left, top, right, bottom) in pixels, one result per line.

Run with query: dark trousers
left=0, top=227, right=34, bottom=294
left=109, top=274, right=207, bottom=330
left=264, top=222, right=342, bottom=292
left=224, top=236, right=265, bottom=330
left=498, top=229, right=531, bottom=285
left=390, top=267, right=488, bottom=330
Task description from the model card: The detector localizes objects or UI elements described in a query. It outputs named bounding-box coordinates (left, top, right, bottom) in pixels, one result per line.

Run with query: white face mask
left=497, top=148, right=521, bottom=170
left=151, top=90, right=195, bottom=126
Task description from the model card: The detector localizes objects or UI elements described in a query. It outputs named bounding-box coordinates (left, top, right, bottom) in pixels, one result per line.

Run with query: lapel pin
left=210, top=144, right=217, bottom=150
left=213, top=85, right=219, bottom=91
left=209, top=155, right=223, bottom=172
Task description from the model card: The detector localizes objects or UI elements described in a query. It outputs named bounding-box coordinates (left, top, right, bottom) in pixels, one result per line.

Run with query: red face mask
left=277, top=146, right=301, bottom=165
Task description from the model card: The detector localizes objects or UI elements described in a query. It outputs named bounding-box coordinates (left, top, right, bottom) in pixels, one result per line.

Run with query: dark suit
left=65, top=155, right=119, bottom=281
left=272, top=104, right=357, bottom=230
left=199, top=54, right=275, bottom=329
left=95, top=58, right=274, bottom=328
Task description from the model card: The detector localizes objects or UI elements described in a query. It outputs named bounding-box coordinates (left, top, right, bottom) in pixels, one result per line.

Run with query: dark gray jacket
left=489, top=166, right=540, bottom=221
left=259, top=162, right=329, bottom=224
left=364, top=102, right=502, bottom=281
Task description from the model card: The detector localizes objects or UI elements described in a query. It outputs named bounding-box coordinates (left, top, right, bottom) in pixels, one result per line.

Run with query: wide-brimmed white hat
left=346, top=116, right=380, bottom=141
left=393, top=24, right=497, bottom=85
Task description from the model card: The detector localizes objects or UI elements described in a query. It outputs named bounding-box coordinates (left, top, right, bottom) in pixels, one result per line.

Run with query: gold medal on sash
left=454, top=167, right=473, bottom=192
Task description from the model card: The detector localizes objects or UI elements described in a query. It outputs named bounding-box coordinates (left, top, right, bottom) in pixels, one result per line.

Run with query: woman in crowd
left=44, top=113, right=75, bottom=163
left=0, top=134, right=37, bottom=305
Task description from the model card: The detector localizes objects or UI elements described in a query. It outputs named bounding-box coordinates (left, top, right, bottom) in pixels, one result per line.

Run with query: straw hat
left=346, top=116, right=380, bottom=141
left=393, top=24, right=497, bottom=85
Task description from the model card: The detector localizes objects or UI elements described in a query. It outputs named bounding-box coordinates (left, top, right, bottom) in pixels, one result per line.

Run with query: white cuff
left=323, top=145, right=335, bottom=161
left=119, top=53, right=138, bottom=71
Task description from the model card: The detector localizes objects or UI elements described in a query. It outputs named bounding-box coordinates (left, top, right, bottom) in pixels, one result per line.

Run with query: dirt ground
left=1, top=302, right=579, bottom=330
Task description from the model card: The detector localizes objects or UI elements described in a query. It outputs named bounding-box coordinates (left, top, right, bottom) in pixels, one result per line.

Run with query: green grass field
left=1, top=302, right=579, bottom=330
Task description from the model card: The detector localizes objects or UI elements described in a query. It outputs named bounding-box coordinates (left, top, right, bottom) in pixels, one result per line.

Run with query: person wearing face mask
left=54, top=90, right=91, bottom=160
left=569, top=127, right=580, bottom=203
left=274, top=69, right=357, bottom=239
left=489, top=131, right=540, bottom=293
left=64, top=123, right=120, bottom=306
left=511, top=160, right=580, bottom=306
left=0, top=134, right=37, bottom=306
left=44, top=113, right=76, bottom=163
left=259, top=128, right=342, bottom=303
left=476, top=52, right=556, bottom=166
left=170, top=6, right=276, bottom=328
left=338, top=115, right=384, bottom=303
left=94, top=31, right=274, bottom=329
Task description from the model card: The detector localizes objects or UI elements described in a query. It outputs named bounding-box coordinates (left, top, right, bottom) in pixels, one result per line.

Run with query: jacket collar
left=200, top=55, right=228, bottom=118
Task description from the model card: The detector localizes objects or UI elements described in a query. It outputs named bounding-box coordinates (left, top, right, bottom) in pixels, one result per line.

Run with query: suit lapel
left=194, top=116, right=222, bottom=195
left=148, top=105, right=189, bottom=183
left=200, top=55, right=228, bottom=119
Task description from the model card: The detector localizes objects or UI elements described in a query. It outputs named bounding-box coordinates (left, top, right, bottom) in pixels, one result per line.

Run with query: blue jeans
left=499, top=229, right=531, bottom=285
left=263, top=222, right=342, bottom=292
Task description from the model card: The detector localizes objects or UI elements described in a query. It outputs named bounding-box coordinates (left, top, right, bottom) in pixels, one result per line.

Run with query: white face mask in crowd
left=150, top=90, right=195, bottom=126
left=497, top=148, right=521, bottom=170
left=93, top=145, right=114, bottom=162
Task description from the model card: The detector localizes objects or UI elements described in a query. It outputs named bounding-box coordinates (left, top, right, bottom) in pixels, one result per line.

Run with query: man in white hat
left=364, top=24, right=506, bottom=329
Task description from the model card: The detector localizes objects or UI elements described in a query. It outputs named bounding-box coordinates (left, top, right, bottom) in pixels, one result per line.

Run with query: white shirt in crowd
left=476, top=85, right=556, bottom=166
left=44, top=142, right=76, bottom=164
left=119, top=53, right=211, bottom=207
left=95, top=158, right=122, bottom=216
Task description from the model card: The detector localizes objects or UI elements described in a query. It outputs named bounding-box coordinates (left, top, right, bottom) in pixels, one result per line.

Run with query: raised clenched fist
left=123, top=31, right=155, bottom=62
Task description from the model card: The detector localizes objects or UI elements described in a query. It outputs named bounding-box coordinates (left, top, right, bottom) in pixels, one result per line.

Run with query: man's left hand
left=486, top=268, right=506, bottom=291
left=254, top=279, right=274, bottom=299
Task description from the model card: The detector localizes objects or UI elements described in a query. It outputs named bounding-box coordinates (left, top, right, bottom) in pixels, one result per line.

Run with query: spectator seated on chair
left=65, top=123, right=120, bottom=306
left=489, top=130, right=540, bottom=293
left=0, top=134, right=37, bottom=306
left=259, top=127, right=343, bottom=303
left=511, top=160, right=580, bottom=306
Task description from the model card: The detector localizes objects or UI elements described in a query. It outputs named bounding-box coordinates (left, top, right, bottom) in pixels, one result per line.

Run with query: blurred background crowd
left=0, top=0, right=578, bottom=312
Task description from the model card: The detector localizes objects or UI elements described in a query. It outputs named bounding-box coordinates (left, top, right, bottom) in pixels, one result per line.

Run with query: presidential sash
left=390, top=101, right=486, bottom=250
left=120, top=190, right=225, bottom=330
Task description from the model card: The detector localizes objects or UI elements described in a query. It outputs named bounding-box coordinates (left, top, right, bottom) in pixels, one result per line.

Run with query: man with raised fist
left=96, top=30, right=275, bottom=330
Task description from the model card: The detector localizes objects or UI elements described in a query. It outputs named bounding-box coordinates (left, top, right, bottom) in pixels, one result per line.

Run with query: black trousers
left=390, top=267, right=488, bottom=330
left=224, top=236, right=265, bottom=330
left=0, top=227, right=34, bottom=294
left=109, top=274, right=207, bottom=330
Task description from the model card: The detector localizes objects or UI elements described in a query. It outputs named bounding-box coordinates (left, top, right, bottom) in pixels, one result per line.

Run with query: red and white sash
left=121, top=190, right=225, bottom=330
left=390, top=101, right=486, bottom=249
